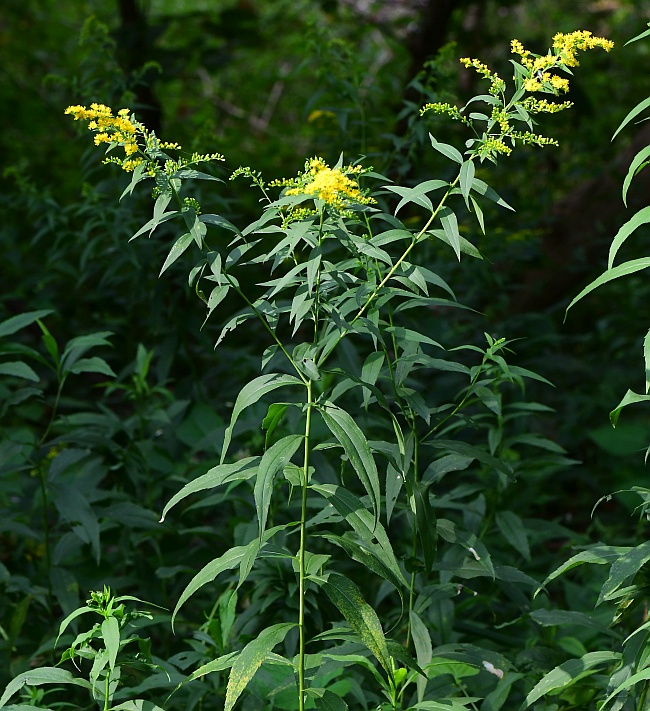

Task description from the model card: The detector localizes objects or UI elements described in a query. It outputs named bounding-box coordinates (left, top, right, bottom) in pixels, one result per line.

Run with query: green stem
left=298, top=380, right=314, bottom=711
left=317, top=173, right=461, bottom=368
left=104, top=669, right=111, bottom=711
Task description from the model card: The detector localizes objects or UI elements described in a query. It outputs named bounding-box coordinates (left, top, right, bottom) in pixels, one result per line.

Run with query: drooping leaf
left=539, top=545, right=630, bottom=594
left=0, top=310, right=53, bottom=339
left=610, top=389, right=650, bottom=427
left=0, top=668, right=92, bottom=708
left=495, top=511, right=530, bottom=561
left=160, top=457, right=259, bottom=522
left=255, top=434, right=303, bottom=537
left=424, top=440, right=513, bottom=479
left=598, top=541, right=650, bottom=605
left=319, top=403, right=381, bottom=526
left=414, top=482, right=437, bottom=573
left=612, top=95, right=650, bottom=141
left=459, top=160, right=475, bottom=208
left=321, top=574, right=392, bottom=675
left=524, top=651, right=621, bottom=707
left=429, top=134, right=463, bottom=164
left=262, top=403, right=288, bottom=448
left=313, top=690, right=348, bottom=711
left=566, top=258, right=650, bottom=315
left=224, top=623, right=296, bottom=711
left=410, top=610, right=433, bottom=701
left=438, top=207, right=461, bottom=261
left=0, top=362, right=39, bottom=382
left=160, top=232, right=194, bottom=276
left=221, top=374, right=304, bottom=463
left=471, top=178, right=514, bottom=211
left=622, top=144, right=650, bottom=206
left=172, top=542, right=258, bottom=628
left=608, top=206, right=650, bottom=268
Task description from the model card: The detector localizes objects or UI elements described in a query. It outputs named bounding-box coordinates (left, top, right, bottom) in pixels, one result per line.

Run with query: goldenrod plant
left=1, top=29, right=615, bottom=711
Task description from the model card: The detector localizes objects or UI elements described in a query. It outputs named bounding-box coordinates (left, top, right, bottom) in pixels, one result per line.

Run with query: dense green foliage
left=4, top=1, right=650, bottom=709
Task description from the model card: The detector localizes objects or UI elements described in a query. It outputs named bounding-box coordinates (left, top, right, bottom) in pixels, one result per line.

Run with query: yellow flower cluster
left=460, top=57, right=506, bottom=96
left=521, top=97, right=573, bottom=114
left=420, top=102, right=469, bottom=125
left=511, top=30, right=613, bottom=95
left=276, top=158, right=375, bottom=212
left=65, top=103, right=143, bottom=171
left=476, top=137, right=512, bottom=159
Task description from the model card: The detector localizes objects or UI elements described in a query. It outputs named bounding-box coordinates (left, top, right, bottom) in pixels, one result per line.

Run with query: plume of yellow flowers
left=511, top=30, right=613, bottom=93
left=65, top=103, right=145, bottom=172
left=272, top=158, right=376, bottom=214
left=421, top=30, right=613, bottom=163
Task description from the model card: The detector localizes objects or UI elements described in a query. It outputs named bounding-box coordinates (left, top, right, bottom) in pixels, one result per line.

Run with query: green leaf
left=429, top=134, right=463, bottom=164
left=182, top=651, right=239, bottom=684
left=604, top=666, right=650, bottom=705
left=0, top=668, right=92, bottom=708
left=67, top=357, right=116, bottom=378
left=221, top=374, right=304, bottom=463
left=424, top=440, right=513, bottom=480
left=311, top=484, right=406, bottom=588
left=529, top=609, right=613, bottom=635
left=224, top=623, right=296, bottom=711
left=160, top=457, right=259, bottom=522
left=160, top=232, right=194, bottom=276
left=112, top=701, right=167, bottom=711
left=622, top=144, right=650, bottom=206
left=598, top=540, right=650, bottom=605
left=414, top=482, right=437, bottom=573
left=101, top=616, right=120, bottom=671
left=51, top=483, right=100, bottom=564
left=539, top=545, right=629, bottom=593
left=610, top=389, right=650, bottom=427
left=523, top=651, right=621, bottom=707
left=438, top=207, right=461, bottom=261
left=0, top=362, right=39, bottom=382
left=612, top=95, right=650, bottom=141
left=567, top=259, right=650, bottom=315
left=255, top=434, right=303, bottom=538
left=262, top=403, right=288, bottom=448
left=320, top=404, right=381, bottom=527
left=200, top=213, right=242, bottom=236
left=495, top=511, right=530, bottom=561
left=608, top=206, right=650, bottom=268
left=459, top=160, right=475, bottom=208
left=410, top=611, right=433, bottom=702
left=314, top=690, right=348, bottom=711
left=0, top=310, right=53, bottom=339
left=318, top=533, right=404, bottom=596
left=471, top=178, right=514, bottom=211
left=321, top=574, right=392, bottom=675
left=427, top=229, right=483, bottom=260
left=55, top=606, right=95, bottom=646
left=172, top=541, right=258, bottom=628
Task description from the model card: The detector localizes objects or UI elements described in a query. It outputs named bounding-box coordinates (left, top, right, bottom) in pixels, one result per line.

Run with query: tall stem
left=298, top=380, right=313, bottom=711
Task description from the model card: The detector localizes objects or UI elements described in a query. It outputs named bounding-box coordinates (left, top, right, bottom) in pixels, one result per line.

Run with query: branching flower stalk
left=63, top=31, right=612, bottom=708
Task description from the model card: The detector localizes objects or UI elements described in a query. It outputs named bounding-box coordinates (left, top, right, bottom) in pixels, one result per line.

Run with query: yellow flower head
left=65, top=103, right=142, bottom=171
left=279, top=157, right=375, bottom=213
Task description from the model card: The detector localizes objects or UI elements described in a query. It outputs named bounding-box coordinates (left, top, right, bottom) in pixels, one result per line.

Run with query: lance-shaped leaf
left=172, top=541, right=258, bottom=629
left=608, top=206, right=650, bottom=268
left=0, top=310, right=53, bottom=339
left=160, top=457, right=259, bottom=522
left=471, top=178, right=514, bottom=211
left=224, top=623, right=296, bottom=711
left=255, top=434, right=303, bottom=538
left=524, top=651, right=621, bottom=707
left=429, top=134, right=463, bottom=164
left=314, top=690, right=348, bottom=711
left=102, top=616, right=120, bottom=671
left=424, top=440, right=513, bottom=480
left=438, top=207, right=461, bottom=261
left=221, top=374, right=304, bottom=463
left=414, top=481, right=437, bottom=573
left=459, top=160, right=475, bottom=208
left=612, top=95, right=650, bottom=141
left=566, top=258, right=650, bottom=315
left=160, top=232, right=194, bottom=276
left=0, top=668, right=92, bottom=708
left=409, top=610, right=433, bottom=702
left=319, top=404, right=381, bottom=526
left=622, top=144, right=650, bottom=206
left=320, top=574, right=392, bottom=675
left=609, top=389, right=650, bottom=427
left=0, top=362, right=39, bottom=382
left=538, top=545, right=629, bottom=595
left=311, top=484, right=406, bottom=588
left=598, top=540, right=650, bottom=605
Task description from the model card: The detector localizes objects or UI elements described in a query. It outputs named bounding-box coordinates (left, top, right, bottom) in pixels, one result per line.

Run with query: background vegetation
left=4, top=0, right=650, bottom=708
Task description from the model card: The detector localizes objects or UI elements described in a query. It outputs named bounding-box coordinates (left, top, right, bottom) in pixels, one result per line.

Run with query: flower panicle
left=273, top=157, right=376, bottom=216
